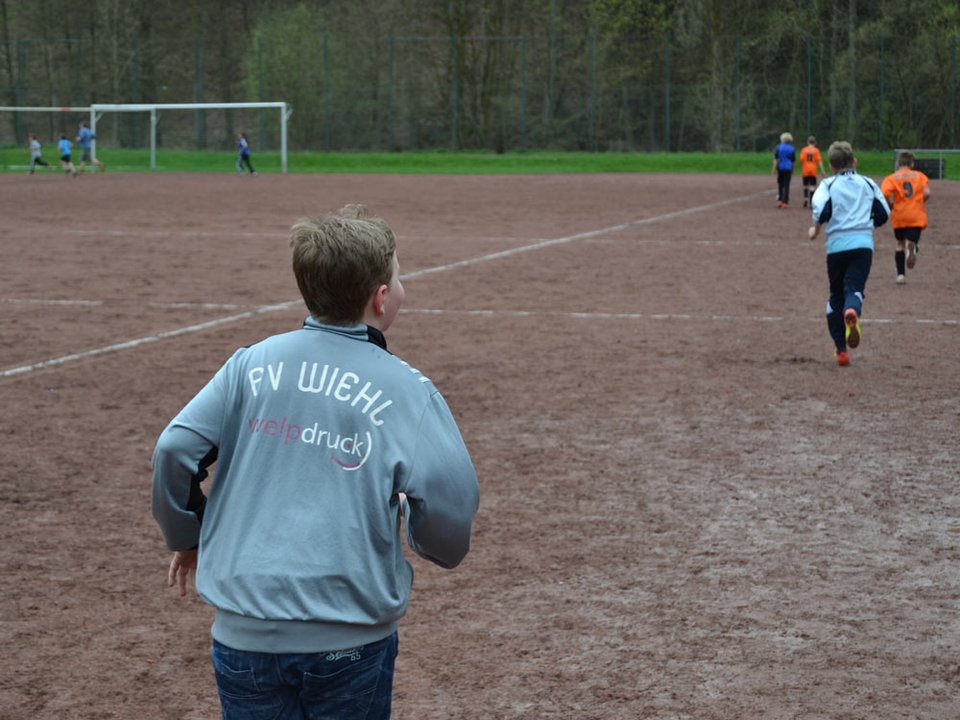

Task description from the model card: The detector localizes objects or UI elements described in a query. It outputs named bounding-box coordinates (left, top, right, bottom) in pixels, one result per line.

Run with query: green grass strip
left=1, top=147, right=955, bottom=179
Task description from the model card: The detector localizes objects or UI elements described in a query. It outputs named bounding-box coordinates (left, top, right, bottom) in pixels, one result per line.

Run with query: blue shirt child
left=78, top=126, right=95, bottom=149
left=774, top=142, right=796, bottom=171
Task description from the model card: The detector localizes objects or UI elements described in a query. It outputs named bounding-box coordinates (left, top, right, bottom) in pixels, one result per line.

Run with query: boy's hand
left=808, top=225, right=819, bottom=240
left=167, top=550, right=198, bottom=597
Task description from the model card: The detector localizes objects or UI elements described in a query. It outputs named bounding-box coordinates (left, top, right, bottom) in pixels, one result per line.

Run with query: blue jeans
left=211, top=633, right=398, bottom=720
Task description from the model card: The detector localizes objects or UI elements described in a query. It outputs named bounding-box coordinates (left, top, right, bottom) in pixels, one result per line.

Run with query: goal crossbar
left=90, top=102, right=293, bottom=173
left=0, top=106, right=92, bottom=112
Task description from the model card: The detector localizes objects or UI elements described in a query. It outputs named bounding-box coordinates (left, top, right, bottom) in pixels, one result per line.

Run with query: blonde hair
left=807, top=136, right=817, bottom=145
left=780, top=132, right=793, bottom=144
left=827, top=141, right=855, bottom=171
left=289, top=204, right=396, bottom=324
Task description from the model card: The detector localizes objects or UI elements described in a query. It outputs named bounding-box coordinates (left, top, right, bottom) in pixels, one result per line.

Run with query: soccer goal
left=91, top=102, right=294, bottom=173
left=1, top=101, right=293, bottom=172
left=891, top=148, right=960, bottom=180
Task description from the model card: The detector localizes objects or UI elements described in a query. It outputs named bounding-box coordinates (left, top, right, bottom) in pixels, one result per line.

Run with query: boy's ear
left=373, top=283, right=389, bottom=316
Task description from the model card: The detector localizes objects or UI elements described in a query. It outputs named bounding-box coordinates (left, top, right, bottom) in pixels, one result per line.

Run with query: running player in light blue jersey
left=76, top=121, right=105, bottom=173
left=808, top=141, right=890, bottom=366
left=57, top=134, right=77, bottom=176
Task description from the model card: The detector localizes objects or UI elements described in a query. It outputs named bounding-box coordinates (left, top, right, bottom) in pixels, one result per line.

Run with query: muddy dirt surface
left=1, top=170, right=958, bottom=719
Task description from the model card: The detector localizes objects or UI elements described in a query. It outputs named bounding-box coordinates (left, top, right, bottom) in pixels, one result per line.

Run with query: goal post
left=891, top=148, right=960, bottom=180
left=90, top=102, right=294, bottom=173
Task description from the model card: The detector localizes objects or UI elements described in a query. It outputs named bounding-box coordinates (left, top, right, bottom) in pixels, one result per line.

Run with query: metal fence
left=2, top=30, right=958, bottom=153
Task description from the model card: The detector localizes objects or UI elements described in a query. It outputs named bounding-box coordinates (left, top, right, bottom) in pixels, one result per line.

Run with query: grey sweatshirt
left=152, top=317, right=479, bottom=653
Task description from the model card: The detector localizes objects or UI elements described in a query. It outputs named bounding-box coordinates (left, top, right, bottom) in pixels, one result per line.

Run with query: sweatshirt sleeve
left=402, top=392, right=479, bottom=569
left=151, top=363, right=230, bottom=551
left=811, top=180, right=831, bottom=225
left=868, top=177, right=891, bottom=227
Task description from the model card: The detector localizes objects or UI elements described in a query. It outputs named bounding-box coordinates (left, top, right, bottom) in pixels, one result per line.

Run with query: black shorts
left=893, top=227, right=922, bottom=243
left=802, top=175, right=817, bottom=186
left=60, top=154, right=71, bottom=162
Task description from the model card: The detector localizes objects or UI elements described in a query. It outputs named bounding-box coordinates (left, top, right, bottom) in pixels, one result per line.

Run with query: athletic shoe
left=844, top=308, right=861, bottom=349
left=896, top=274, right=906, bottom=285
left=906, top=241, right=918, bottom=269
left=836, top=350, right=850, bottom=367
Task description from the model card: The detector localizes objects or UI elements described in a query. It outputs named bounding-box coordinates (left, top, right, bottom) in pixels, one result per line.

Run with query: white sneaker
left=906, top=241, right=918, bottom=269
left=896, top=274, right=906, bottom=285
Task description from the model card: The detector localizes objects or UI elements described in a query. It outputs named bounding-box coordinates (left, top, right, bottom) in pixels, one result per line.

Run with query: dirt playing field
left=1, top=168, right=958, bottom=720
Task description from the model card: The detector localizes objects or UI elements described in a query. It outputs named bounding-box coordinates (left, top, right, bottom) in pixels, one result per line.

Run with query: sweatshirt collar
left=303, top=316, right=368, bottom=340
left=302, top=316, right=388, bottom=351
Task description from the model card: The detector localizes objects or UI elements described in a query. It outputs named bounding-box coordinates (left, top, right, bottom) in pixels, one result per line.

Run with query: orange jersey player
left=880, top=151, right=931, bottom=285
left=799, top=136, right=826, bottom=208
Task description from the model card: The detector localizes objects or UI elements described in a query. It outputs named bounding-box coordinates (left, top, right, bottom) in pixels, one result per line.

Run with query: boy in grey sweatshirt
left=152, top=204, right=479, bottom=719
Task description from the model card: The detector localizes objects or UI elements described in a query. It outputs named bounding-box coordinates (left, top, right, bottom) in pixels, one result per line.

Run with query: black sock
left=895, top=250, right=906, bottom=275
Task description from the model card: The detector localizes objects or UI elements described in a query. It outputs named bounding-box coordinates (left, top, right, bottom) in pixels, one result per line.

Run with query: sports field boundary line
left=0, top=298, right=248, bottom=310
left=0, top=189, right=786, bottom=380
left=400, top=308, right=960, bottom=326
left=400, top=190, right=772, bottom=279
left=6, top=303, right=954, bottom=380
left=0, top=303, right=295, bottom=379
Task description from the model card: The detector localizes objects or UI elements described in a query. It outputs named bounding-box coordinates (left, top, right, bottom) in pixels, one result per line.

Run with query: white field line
left=1, top=298, right=103, bottom=307
left=14, top=227, right=522, bottom=243
left=0, top=189, right=906, bottom=378
left=60, top=229, right=289, bottom=239
left=1, top=298, right=246, bottom=310
left=8, top=223, right=960, bottom=250
left=399, top=191, right=772, bottom=279
left=10, top=302, right=952, bottom=380
left=400, top=308, right=960, bottom=326
left=0, top=303, right=296, bottom=379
